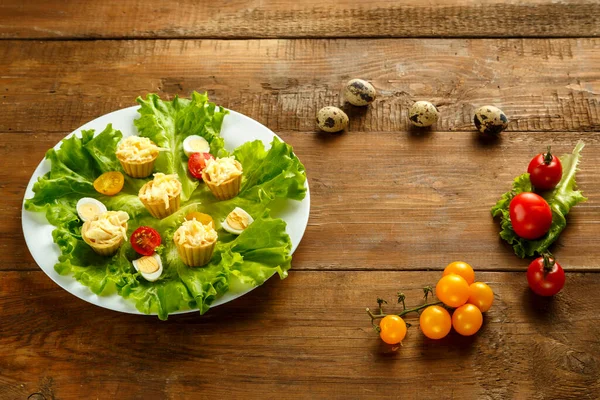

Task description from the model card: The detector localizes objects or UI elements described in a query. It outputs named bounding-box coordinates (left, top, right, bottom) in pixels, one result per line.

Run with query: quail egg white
left=474, top=106, right=508, bottom=135
left=132, top=253, right=163, bottom=282
left=183, top=135, right=210, bottom=157
left=222, top=207, right=254, bottom=235
left=344, top=79, right=377, bottom=106
left=76, top=197, right=107, bottom=222
left=409, top=101, right=440, bottom=127
left=316, top=106, right=349, bottom=132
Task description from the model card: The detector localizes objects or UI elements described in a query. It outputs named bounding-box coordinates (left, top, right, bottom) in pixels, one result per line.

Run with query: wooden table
left=1, top=1, right=599, bottom=398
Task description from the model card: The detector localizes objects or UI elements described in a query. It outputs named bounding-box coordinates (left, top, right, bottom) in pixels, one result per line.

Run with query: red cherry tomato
left=188, top=152, right=215, bottom=180
left=527, top=147, right=563, bottom=191
left=509, top=192, right=552, bottom=240
left=130, top=226, right=162, bottom=256
left=527, top=255, right=565, bottom=296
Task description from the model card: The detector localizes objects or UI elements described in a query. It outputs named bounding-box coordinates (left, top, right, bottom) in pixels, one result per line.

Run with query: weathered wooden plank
left=6, top=130, right=599, bottom=272
left=0, top=39, right=599, bottom=134
left=0, top=0, right=599, bottom=39
left=0, top=270, right=598, bottom=399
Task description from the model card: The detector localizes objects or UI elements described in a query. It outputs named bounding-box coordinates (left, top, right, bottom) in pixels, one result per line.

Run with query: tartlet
left=173, top=219, right=218, bottom=267
left=116, top=136, right=163, bottom=178
left=201, top=156, right=243, bottom=200
left=81, top=210, right=129, bottom=256
left=139, top=173, right=182, bottom=219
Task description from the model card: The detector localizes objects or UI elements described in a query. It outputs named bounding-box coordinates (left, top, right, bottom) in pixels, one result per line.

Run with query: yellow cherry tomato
left=379, top=315, right=407, bottom=345
left=93, top=171, right=124, bottom=196
left=452, top=304, right=483, bottom=336
left=468, top=282, right=494, bottom=312
left=436, top=274, right=470, bottom=308
left=419, top=305, right=451, bottom=340
left=443, top=261, right=475, bottom=285
left=185, top=212, right=215, bottom=229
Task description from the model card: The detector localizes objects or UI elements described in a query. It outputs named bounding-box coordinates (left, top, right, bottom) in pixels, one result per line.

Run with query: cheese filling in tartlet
left=174, top=219, right=218, bottom=247
left=138, top=173, right=182, bottom=209
left=83, top=211, right=129, bottom=246
left=116, top=136, right=164, bottom=163
left=203, top=156, right=242, bottom=186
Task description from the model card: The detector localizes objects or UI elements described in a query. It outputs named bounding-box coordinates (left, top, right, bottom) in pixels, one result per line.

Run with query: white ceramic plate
left=21, top=106, right=310, bottom=316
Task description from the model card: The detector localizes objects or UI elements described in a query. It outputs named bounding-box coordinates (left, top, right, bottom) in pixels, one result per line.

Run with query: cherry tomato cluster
left=509, top=147, right=566, bottom=296
left=375, top=262, right=494, bottom=345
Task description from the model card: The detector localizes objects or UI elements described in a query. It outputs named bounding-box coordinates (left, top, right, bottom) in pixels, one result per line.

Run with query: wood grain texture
left=0, top=0, right=599, bottom=39
left=6, top=130, right=599, bottom=272
left=0, top=270, right=598, bottom=399
left=1, top=39, right=599, bottom=135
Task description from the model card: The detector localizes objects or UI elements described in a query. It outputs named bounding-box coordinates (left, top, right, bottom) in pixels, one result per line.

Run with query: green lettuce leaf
left=134, top=92, right=228, bottom=201
left=491, top=141, right=586, bottom=257
left=24, top=93, right=306, bottom=320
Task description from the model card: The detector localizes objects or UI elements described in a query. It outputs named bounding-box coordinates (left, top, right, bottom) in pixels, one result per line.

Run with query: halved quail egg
left=474, top=106, right=508, bottom=135
left=76, top=197, right=107, bottom=222
left=222, top=207, right=254, bottom=235
left=132, top=253, right=163, bottom=282
left=183, top=135, right=210, bottom=157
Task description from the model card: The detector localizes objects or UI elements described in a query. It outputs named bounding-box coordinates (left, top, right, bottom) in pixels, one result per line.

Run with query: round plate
left=21, top=106, right=310, bottom=316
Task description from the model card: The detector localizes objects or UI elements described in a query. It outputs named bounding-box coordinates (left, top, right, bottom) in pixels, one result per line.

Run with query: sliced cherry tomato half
left=188, top=152, right=215, bottom=180
left=185, top=212, right=215, bottom=228
left=509, top=192, right=552, bottom=240
left=528, top=146, right=563, bottom=191
left=130, top=226, right=162, bottom=256
left=93, top=171, right=124, bottom=196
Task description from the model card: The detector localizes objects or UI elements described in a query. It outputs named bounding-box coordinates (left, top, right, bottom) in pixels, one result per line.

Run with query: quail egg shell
left=132, top=253, right=163, bottom=282
left=409, top=101, right=440, bottom=127
left=222, top=207, right=254, bottom=235
left=344, top=79, right=377, bottom=106
left=316, top=106, right=349, bottom=132
left=183, top=135, right=210, bottom=157
left=474, top=106, right=508, bottom=135
left=76, top=197, right=107, bottom=222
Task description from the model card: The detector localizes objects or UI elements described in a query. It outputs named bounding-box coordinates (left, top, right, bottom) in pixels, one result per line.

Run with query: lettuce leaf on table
left=24, top=93, right=306, bottom=320
left=491, top=141, right=586, bottom=258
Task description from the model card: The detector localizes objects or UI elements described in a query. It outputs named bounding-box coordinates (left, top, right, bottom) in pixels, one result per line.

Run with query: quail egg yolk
left=79, top=203, right=101, bottom=221
left=135, top=255, right=160, bottom=274
left=226, top=209, right=251, bottom=231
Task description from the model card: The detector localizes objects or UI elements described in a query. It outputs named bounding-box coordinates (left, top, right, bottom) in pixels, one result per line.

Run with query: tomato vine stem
left=366, top=301, right=443, bottom=329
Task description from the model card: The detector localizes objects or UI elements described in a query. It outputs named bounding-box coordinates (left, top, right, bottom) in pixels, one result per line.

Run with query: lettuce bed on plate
left=25, top=92, right=307, bottom=320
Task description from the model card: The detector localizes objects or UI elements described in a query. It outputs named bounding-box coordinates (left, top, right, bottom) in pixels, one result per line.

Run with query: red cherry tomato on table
left=130, top=226, right=162, bottom=256
left=527, top=255, right=565, bottom=296
left=528, top=147, right=563, bottom=191
left=188, top=152, right=215, bottom=180
left=379, top=315, right=407, bottom=345
left=509, top=192, right=552, bottom=240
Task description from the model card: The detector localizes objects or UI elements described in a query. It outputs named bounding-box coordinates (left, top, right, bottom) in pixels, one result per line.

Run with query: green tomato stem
left=366, top=300, right=444, bottom=325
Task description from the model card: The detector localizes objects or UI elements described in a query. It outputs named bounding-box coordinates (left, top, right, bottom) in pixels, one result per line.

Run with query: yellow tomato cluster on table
left=377, top=261, right=494, bottom=345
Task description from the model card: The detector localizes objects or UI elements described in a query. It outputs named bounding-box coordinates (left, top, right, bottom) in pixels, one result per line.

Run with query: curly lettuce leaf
left=134, top=92, right=228, bottom=201
left=491, top=141, right=586, bottom=257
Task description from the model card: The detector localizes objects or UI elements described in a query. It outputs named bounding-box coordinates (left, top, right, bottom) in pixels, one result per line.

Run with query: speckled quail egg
left=222, top=207, right=254, bottom=235
left=409, top=101, right=440, bottom=127
left=132, top=253, right=163, bottom=282
left=344, top=79, right=377, bottom=106
left=183, top=135, right=210, bottom=157
left=474, top=106, right=508, bottom=135
left=76, top=197, right=107, bottom=222
left=316, top=106, right=349, bottom=132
